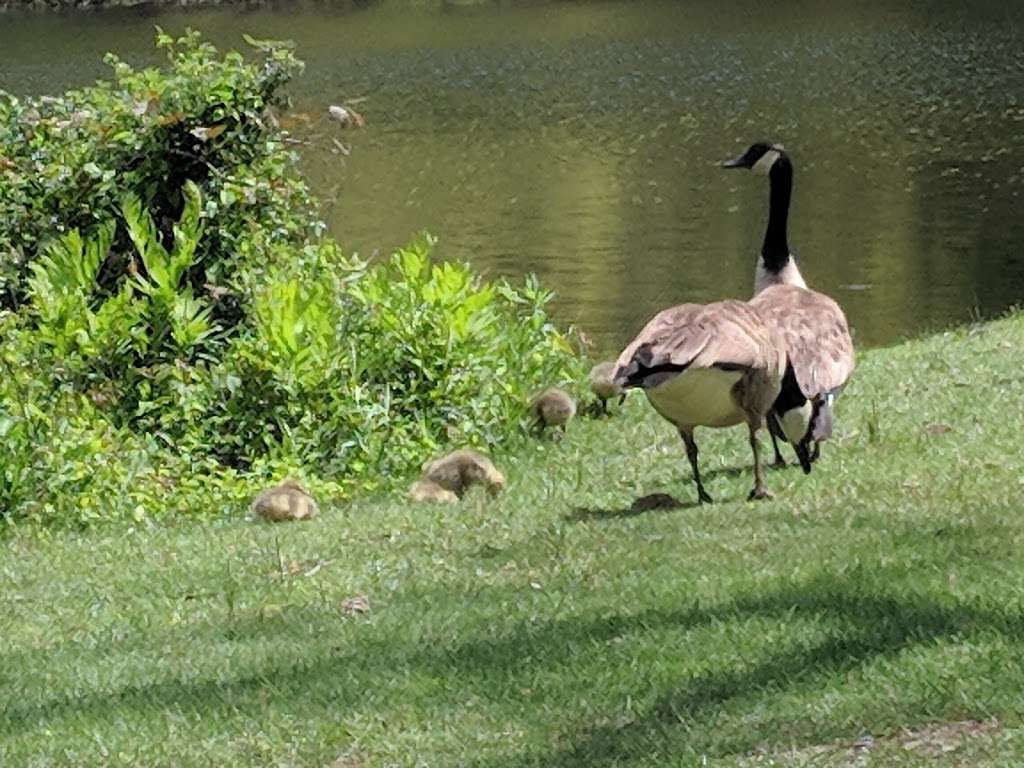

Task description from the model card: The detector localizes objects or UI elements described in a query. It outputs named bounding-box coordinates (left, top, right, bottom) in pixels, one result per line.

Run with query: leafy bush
left=0, top=32, right=585, bottom=530
left=0, top=28, right=314, bottom=322
left=214, top=235, right=583, bottom=481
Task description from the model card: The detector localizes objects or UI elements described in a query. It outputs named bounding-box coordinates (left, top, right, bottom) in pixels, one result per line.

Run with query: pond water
left=2, top=0, right=1024, bottom=354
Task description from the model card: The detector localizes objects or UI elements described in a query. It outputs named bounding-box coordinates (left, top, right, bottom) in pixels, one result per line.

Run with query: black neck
left=761, top=155, right=792, bottom=273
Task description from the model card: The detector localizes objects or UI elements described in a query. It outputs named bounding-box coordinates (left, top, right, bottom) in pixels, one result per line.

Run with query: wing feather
left=751, top=285, right=855, bottom=398
left=615, top=300, right=782, bottom=386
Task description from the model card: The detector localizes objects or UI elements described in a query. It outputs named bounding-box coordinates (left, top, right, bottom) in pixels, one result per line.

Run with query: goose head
left=720, top=141, right=803, bottom=290
left=721, top=142, right=788, bottom=176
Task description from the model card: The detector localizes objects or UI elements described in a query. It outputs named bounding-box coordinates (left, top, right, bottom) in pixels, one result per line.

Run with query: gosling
left=408, top=479, right=459, bottom=504
left=419, top=449, right=506, bottom=499
left=529, top=387, right=576, bottom=436
left=251, top=479, right=318, bottom=522
left=588, top=361, right=626, bottom=416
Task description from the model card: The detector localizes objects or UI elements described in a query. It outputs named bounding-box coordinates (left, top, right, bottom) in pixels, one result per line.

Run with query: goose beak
left=721, top=155, right=746, bottom=169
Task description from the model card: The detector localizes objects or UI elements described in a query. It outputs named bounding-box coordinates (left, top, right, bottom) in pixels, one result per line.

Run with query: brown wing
left=614, top=300, right=783, bottom=383
left=751, top=285, right=855, bottom=398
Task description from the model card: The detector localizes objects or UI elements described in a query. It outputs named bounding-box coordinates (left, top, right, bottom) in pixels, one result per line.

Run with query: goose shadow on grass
left=565, top=462, right=783, bottom=521
left=5, top=552, right=1021, bottom=766
left=565, top=492, right=697, bottom=521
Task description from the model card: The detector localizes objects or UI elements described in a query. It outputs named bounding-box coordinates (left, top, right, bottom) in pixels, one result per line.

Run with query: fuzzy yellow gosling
left=589, top=361, right=626, bottom=415
left=251, top=479, right=318, bottom=522
left=420, top=449, right=506, bottom=499
left=529, top=387, right=576, bottom=434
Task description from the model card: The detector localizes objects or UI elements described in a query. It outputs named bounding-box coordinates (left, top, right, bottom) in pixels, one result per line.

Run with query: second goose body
left=723, top=142, right=855, bottom=471
left=614, top=300, right=786, bottom=503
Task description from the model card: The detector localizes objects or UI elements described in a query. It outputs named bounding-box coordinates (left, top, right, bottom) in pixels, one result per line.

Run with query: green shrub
left=0, top=28, right=314, bottom=321
left=213, top=235, right=584, bottom=481
left=0, top=32, right=585, bottom=530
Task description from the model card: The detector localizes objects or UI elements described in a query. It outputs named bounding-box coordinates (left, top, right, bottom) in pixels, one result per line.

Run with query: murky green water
left=2, top=0, right=1023, bottom=353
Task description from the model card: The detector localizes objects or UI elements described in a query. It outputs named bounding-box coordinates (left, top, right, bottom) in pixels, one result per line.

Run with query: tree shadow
left=5, top=561, right=1022, bottom=766
left=463, top=577, right=1020, bottom=767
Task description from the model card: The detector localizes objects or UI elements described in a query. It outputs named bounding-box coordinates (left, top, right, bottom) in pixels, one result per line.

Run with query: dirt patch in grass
left=739, top=718, right=1003, bottom=766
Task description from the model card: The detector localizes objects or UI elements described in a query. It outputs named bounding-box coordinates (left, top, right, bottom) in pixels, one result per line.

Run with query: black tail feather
left=615, top=353, right=690, bottom=390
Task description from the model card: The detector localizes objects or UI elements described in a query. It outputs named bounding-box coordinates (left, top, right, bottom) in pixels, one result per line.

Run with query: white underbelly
left=646, top=367, right=745, bottom=428
left=779, top=401, right=813, bottom=444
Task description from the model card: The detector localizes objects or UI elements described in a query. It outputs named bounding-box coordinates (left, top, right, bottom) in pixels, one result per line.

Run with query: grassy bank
left=3, top=313, right=1024, bottom=767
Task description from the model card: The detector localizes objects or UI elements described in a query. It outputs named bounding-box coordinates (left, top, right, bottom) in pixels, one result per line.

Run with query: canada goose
left=589, top=361, right=627, bottom=415
left=251, top=479, right=318, bottom=522
left=529, top=388, right=576, bottom=435
left=723, top=142, right=856, bottom=471
left=613, top=300, right=786, bottom=503
left=408, top=479, right=459, bottom=504
left=420, top=449, right=506, bottom=499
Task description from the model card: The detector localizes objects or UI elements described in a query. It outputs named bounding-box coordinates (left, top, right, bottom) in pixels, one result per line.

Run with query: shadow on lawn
left=565, top=492, right=694, bottom=521
left=5, top=568, right=1021, bottom=766
left=565, top=464, right=766, bottom=521
left=459, top=583, right=1019, bottom=767
left=569, top=456, right=798, bottom=524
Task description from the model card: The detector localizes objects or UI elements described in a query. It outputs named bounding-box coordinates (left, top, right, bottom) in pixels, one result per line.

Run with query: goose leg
left=810, top=441, right=821, bottom=463
left=747, top=423, right=774, bottom=501
left=769, top=431, right=787, bottom=469
left=679, top=427, right=713, bottom=504
left=600, top=397, right=609, bottom=417
left=793, top=439, right=813, bottom=474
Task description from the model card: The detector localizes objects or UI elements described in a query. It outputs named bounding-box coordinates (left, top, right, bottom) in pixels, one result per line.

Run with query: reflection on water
left=2, top=0, right=1023, bottom=353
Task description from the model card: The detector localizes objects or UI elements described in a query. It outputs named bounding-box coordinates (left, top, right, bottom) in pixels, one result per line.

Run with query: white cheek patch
left=752, top=149, right=781, bottom=176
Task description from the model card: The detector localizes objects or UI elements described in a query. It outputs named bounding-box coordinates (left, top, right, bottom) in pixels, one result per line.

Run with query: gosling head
left=485, top=467, right=507, bottom=496
left=278, top=478, right=309, bottom=493
left=589, top=361, right=625, bottom=416
left=721, top=141, right=788, bottom=176
left=589, top=362, right=621, bottom=401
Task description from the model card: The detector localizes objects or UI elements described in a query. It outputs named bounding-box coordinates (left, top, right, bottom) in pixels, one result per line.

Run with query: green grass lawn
left=4, top=314, right=1024, bottom=767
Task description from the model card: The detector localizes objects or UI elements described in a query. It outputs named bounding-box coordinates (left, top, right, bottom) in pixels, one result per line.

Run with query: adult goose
left=613, top=300, right=786, bottom=503
left=722, top=142, right=855, bottom=472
